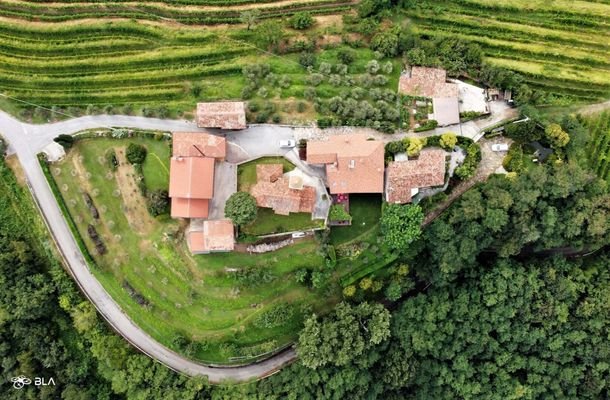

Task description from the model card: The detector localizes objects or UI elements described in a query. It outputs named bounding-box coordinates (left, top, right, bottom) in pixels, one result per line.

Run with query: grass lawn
left=330, top=194, right=383, bottom=245
left=242, top=208, right=324, bottom=236
left=237, top=156, right=295, bottom=192
left=48, top=136, right=334, bottom=364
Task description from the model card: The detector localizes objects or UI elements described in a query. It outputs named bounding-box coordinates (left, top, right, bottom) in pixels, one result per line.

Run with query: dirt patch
left=114, top=147, right=155, bottom=235
left=579, top=100, right=610, bottom=115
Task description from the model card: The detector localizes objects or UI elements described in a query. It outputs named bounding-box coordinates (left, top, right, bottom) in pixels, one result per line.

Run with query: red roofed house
left=169, top=132, right=226, bottom=219
left=385, top=148, right=447, bottom=204
left=169, top=132, right=235, bottom=253
left=187, top=219, right=235, bottom=254
left=307, top=134, right=384, bottom=194
left=398, top=67, right=460, bottom=127
left=250, top=164, right=316, bottom=216
left=196, top=101, right=246, bottom=130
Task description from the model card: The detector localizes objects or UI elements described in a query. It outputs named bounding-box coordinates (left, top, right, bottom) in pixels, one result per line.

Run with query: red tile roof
left=385, top=149, right=447, bottom=203
left=256, top=164, right=283, bottom=183
left=171, top=198, right=209, bottom=219
left=398, top=67, right=458, bottom=98
left=169, top=157, right=215, bottom=200
left=196, top=102, right=246, bottom=130
left=250, top=164, right=316, bottom=215
left=172, top=132, right=226, bottom=158
left=307, top=135, right=384, bottom=194
left=187, top=219, right=234, bottom=254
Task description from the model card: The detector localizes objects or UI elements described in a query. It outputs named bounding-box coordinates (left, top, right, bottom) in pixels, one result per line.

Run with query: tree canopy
left=380, top=203, right=424, bottom=251
left=424, top=163, right=610, bottom=283
left=297, top=302, right=391, bottom=369
left=224, top=191, right=258, bottom=226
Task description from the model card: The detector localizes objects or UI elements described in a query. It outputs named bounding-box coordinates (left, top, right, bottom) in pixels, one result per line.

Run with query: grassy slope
left=330, top=194, right=382, bottom=245
left=49, top=138, right=331, bottom=363
left=404, top=0, right=610, bottom=103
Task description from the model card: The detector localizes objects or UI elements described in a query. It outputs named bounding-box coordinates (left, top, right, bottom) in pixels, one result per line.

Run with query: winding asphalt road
left=0, top=111, right=297, bottom=383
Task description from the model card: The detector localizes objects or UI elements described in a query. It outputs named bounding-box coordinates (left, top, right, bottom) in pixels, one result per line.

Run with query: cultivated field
left=583, top=111, right=610, bottom=179
left=0, top=0, right=354, bottom=119
left=47, top=137, right=332, bottom=363
left=404, top=0, right=610, bottom=103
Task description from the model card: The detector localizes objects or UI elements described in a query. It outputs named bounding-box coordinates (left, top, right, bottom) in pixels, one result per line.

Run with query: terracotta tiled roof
left=250, top=165, right=316, bottom=215
left=256, top=164, right=283, bottom=183
left=171, top=198, right=209, bottom=218
left=307, top=134, right=384, bottom=194
left=196, top=102, right=246, bottom=130
left=432, top=97, right=460, bottom=126
left=169, top=157, right=215, bottom=199
left=172, top=132, right=226, bottom=158
left=187, top=219, right=234, bottom=254
left=398, top=67, right=458, bottom=98
left=385, top=148, right=447, bottom=203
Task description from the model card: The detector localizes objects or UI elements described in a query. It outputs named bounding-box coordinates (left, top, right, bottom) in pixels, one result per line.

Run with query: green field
left=46, top=137, right=336, bottom=363
left=582, top=111, right=610, bottom=179
left=330, top=194, right=382, bottom=245
left=403, top=0, right=610, bottom=103
left=0, top=0, right=358, bottom=121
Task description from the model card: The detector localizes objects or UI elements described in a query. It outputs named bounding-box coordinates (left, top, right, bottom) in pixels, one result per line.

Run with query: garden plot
left=48, top=137, right=330, bottom=363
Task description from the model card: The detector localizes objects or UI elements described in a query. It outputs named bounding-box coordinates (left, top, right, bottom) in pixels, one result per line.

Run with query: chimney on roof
left=349, top=159, right=355, bottom=169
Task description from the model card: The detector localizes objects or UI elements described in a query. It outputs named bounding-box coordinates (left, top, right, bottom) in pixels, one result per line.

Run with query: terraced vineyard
left=0, top=0, right=353, bottom=116
left=583, top=111, right=610, bottom=179
left=404, top=0, right=610, bottom=103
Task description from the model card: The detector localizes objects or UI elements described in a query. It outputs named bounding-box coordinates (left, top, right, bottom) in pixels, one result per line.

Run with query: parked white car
left=279, top=139, right=296, bottom=148
left=291, top=231, right=306, bottom=238
left=491, top=143, right=510, bottom=152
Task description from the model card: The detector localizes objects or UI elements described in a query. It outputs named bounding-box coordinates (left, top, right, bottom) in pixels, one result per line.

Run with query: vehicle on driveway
left=491, top=143, right=510, bottom=152
left=279, top=139, right=296, bottom=148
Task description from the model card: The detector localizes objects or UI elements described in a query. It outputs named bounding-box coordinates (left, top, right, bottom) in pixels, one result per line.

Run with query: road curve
left=0, top=110, right=297, bottom=383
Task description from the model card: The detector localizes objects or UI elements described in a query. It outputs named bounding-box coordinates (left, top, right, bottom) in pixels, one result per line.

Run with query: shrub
left=254, top=304, right=294, bottom=328
left=308, top=73, right=324, bottom=86
left=53, top=134, right=75, bottom=149
left=272, top=114, right=281, bottom=123
left=370, top=28, right=400, bottom=57
left=337, top=49, right=355, bottom=65
left=343, top=285, right=356, bottom=297
left=106, top=149, right=118, bottom=171
left=304, top=87, right=316, bottom=100
left=330, top=204, right=352, bottom=222
left=545, top=123, right=570, bottom=149
left=290, top=12, right=314, bottom=30
left=233, top=267, right=275, bottom=287
left=380, top=203, right=424, bottom=251
left=359, top=277, right=373, bottom=290
left=319, top=62, right=332, bottom=75
left=366, top=60, right=380, bottom=74
left=299, top=51, right=316, bottom=68
left=406, top=137, right=426, bottom=157
left=385, top=280, right=402, bottom=301
left=126, top=143, right=147, bottom=164
left=296, top=102, right=306, bottom=113
left=381, top=61, right=393, bottom=74
left=439, top=132, right=458, bottom=150
left=146, top=189, right=170, bottom=217
left=414, top=119, right=438, bottom=132
left=225, top=192, right=257, bottom=226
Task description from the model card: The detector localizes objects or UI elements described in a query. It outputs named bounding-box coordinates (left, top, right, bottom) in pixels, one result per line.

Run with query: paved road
left=0, top=110, right=297, bottom=383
